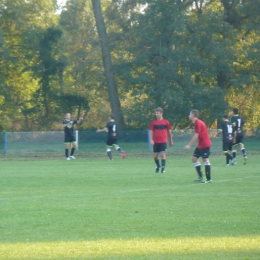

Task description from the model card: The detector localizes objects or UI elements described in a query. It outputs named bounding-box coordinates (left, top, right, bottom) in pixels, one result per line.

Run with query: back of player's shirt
left=220, top=121, right=233, bottom=143
left=106, top=120, right=117, bottom=139
left=231, top=115, right=245, bottom=136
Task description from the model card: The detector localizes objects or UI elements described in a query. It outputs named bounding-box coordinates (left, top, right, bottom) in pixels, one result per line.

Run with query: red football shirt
left=149, top=118, right=171, bottom=143
left=194, top=119, right=212, bottom=148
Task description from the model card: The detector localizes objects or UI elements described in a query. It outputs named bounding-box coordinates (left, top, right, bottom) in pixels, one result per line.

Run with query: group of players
left=62, top=113, right=126, bottom=161
left=62, top=107, right=247, bottom=184
left=149, top=107, right=247, bottom=184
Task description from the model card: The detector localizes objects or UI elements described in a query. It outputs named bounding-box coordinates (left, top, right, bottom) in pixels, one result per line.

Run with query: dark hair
left=109, top=113, right=115, bottom=119
left=191, top=109, right=199, bottom=118
left=233, top=107, right=238, bottom=114
left=223, top=114, right=229, bottom=119
left=155, top=107, right=163, bottom=113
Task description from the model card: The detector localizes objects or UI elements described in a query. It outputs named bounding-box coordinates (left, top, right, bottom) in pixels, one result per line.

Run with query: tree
left=109, top=0, right=234, bottom=128
left=91, top=0, right=126, bottom=130
left=0, top=0, right=59, bottom=130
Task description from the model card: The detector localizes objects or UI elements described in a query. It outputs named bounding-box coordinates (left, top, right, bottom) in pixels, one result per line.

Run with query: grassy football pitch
left=0, top=155, right=260, bottom=260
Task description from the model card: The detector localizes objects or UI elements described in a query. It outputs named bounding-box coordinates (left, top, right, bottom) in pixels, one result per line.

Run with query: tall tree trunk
left=91, top=0, right=125, bottom=130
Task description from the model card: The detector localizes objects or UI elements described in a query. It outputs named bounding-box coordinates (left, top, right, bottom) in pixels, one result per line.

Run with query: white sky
left=56, top=0, right=67, bottom=13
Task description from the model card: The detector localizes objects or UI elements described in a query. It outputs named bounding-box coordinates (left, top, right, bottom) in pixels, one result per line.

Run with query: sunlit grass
left=1, top=237, right=260, bottom=259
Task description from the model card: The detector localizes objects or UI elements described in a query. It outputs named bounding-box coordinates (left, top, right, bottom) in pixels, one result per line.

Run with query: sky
left=56, top=0, right=67, bottom=14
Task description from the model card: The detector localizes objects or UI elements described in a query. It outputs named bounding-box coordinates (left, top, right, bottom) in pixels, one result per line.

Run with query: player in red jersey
left=184, top=109, right=212, bottom=183
left=149, top=107, right=173, bottom=173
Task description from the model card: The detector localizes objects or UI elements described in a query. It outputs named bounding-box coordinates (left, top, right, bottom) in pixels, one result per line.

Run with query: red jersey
left=194, top=119, right=212, bottom=148
left=149, top=118, right=171, bottom=143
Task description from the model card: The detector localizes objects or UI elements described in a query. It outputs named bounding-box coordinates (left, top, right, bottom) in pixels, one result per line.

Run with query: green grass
left=0, top=155, right=260, bottom=259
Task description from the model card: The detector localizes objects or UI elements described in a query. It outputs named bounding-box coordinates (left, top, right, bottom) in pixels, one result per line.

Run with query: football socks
left=232, top=150, right=236, bottom=159
left=205, top=165, right=211, bottom=181
left=117, top=147, right=123, bottom=153
left=161, top=159, right=166, bottom=172
left=70, top=148, right=75, bottom=156
left=241, top=148, right=247, bottom=157
left=225, top=153, right=233, bottom=164
left=154, top=159, right=160, bottom=168
left=106, top=149, right=112, bottom=160
left=194, top=162, right=203, bottom=178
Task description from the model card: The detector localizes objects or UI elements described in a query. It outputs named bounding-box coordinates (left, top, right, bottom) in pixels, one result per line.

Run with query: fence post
left=75, top=130, right=78, bottom=151
left=4, top=132, right=7, bottom=155
left=147, top=129, right=152, bottom=152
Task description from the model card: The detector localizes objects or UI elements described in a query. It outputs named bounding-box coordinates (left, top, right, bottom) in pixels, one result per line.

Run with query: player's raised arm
left=77, top=117, right=83, bottom=124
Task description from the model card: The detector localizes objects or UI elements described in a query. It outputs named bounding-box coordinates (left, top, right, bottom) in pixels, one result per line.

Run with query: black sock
left=205, top=165, right=211, bottom=181
left=107, top=151, right=112, bottom=160
left=117, top=147, right=122, bottom=153
left=241, top=148, right=247, bottom=157
left=226, top=155, right=229, bottom=164
left=155, top=159, right=160, bottom=168
left=65, top=149, right=69, bottom=157
left=195, top=165, right=203, bottom=178
left=70, top=148, right=75, bottom=156
left=232, top=151, right=236, bottom=159
left=225, top=153, right=233, bottom=164
left=161, top=159, right=166, bottom=170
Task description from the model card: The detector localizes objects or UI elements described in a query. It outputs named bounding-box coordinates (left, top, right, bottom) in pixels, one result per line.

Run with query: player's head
left=155, top=107, right=163, bottom=120
left=189, top=109, right=199, bottom=122
left=109, top=113, right=115, bottom=120
left=223, top=114, right=229, bottom=120
left=65, top=113, right=71, bottom=120
left=232, top=107, right=238, bottom=115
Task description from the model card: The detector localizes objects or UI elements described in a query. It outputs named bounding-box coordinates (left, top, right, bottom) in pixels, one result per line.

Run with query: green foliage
left=0, top=0, right=260, bottom=130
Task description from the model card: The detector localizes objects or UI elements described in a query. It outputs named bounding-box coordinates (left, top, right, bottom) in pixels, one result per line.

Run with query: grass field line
left=1, top=236, right=260, bottom=260
left=1, top=175, right=259, bottom=201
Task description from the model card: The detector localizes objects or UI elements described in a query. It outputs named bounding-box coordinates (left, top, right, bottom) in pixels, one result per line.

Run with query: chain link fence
left=1, top=129, right=259, bottom=158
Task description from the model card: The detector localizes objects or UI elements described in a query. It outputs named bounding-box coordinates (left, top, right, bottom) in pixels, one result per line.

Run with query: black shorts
left=64, top=135, right=76, bottom=143
left=193, top=147, right=210, bottom=159
left=233, top=134, right=244, bottom=146
left=153, top=143, right=167, bottom=153
left=107, top=138, right=118, bottom=147
left=223, top=142, right=232, bottom=152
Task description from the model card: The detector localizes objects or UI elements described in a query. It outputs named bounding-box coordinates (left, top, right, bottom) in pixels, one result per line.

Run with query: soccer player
left=63, top=113, right=83, bottom=160
left=184, top=109, right=212, bottom=183
left=231, top=107, right=247, bottom=165
left=96, top=113, right=126, bottom=160
left=215, top=115, right=234, bottom=166
left=149, top=107, right=173, bottom=173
